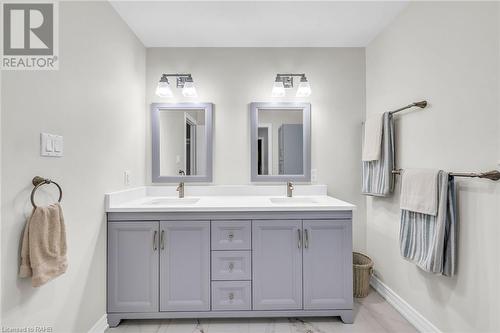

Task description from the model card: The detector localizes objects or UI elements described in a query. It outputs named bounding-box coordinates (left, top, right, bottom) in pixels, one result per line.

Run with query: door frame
left=184, top=113, right=197, bottom=175
left=257, top=123, right=272, bottom=175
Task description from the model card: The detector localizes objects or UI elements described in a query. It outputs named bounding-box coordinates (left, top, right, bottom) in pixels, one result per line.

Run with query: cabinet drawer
left=211, top=281, right=251, bottom=311
left=211, top=221, right=251, bottom=250
left=211, top=251, right=251, bottom=280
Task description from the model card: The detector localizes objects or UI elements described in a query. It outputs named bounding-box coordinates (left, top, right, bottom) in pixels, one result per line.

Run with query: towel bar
left=362, top=100, right=427, bottom=125
left=392, top=169, right=500, bottom=181
left=388, top=100, right=427, bottom=115
left=31, top=176, right=63, bottom=208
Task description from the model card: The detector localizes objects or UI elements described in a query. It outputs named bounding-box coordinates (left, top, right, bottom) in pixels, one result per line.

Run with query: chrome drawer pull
left=228, top=231, right=234, bottom=240
left=228, top=292, right=234, bottom=300
left=228, top=262, right=234, bottom=271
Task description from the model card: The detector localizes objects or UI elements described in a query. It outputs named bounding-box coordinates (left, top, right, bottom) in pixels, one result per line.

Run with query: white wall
left=159, top=111, right=185, bottom=175
left=1, top=2, right=146, bottom=332
left=146, top=48, right=367, bottom=250
left=366, top=2, right=500, bottom=332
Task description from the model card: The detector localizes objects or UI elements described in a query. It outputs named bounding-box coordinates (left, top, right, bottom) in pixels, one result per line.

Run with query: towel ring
left=30, top=176, right=63, bottom=208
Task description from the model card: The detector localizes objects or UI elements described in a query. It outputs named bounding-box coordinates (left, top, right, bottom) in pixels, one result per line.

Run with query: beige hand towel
left=19, top=203, right=67, bottom=287
left=362, top=113, right=384, bottom=161
left=400, top=168, right=440, bottom=216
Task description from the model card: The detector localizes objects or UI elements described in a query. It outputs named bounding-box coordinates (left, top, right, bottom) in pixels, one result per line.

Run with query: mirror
left=250, top=102, right=311, bottom=182
left=151, top=103, right=213, bottom=183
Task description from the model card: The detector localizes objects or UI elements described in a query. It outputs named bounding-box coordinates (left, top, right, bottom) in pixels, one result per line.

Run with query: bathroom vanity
left=105, top=186, right=355, bottom=327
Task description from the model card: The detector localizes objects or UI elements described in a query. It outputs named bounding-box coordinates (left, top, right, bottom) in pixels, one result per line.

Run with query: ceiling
left=110, top=1, right=408, bottom=47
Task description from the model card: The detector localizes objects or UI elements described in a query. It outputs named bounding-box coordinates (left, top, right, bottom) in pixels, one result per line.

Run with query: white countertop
left=105, top=185, right=355, bottom=213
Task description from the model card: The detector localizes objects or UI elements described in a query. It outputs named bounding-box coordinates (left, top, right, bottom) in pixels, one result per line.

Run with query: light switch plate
left=41, top=133, right=63, bottom=157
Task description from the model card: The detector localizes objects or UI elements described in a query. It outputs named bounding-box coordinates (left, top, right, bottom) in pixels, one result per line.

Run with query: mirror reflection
left=257, top=109, right=303, bottom=175
left=159, top=109, right=206, bottom=176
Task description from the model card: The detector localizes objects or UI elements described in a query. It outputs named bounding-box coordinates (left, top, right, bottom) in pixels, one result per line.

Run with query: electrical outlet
left=124, top=171, right=131, bottom=186
left=311, top=168, right=317, bottom=183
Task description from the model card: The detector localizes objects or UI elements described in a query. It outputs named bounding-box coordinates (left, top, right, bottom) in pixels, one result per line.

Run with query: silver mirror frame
left=250, top=102, right=311, bottom=182
left=151, top=103, right=213, bottom=183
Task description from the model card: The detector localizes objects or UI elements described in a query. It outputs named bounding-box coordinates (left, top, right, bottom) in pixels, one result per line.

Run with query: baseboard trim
left=370, top=276, right=441, bottom=333
left=88, top=314, right=108, bottom=333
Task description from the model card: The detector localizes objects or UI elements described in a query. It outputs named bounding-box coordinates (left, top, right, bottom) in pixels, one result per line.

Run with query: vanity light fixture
left=155, top=73, right=198, bottom=98
left=271, top=73, right=311, bottom=97
left=271, top=76, right=286, bottom=97
left=296, top=76, right=312, bottom=97
left=182, top=76, right=198, bottom=98
left=155, top=74, right=174, bottom=98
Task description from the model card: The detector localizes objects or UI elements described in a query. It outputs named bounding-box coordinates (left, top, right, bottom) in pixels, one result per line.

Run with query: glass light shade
left=271, top=81, right=286, bottom=97
left=182, top=81, right=198, bottom=98
left=296, top=81, right=312, bottom=97
left=156, top=81, right=173, bottom=98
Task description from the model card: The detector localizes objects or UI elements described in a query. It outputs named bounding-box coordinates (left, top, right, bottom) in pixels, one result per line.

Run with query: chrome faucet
left=176, top=182, right=185, bottom=198
left=287, top=181, right=294, bottom=197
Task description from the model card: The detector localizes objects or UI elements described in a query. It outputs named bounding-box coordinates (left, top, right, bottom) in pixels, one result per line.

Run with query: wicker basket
left=353, top=252, right=373, bottom=298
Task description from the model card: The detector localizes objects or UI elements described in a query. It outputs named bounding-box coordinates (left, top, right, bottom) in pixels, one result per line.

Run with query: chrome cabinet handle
left=160, top=230, right=165, bottom=250
left=228, top=231, right=234, bottom=240
left=153, top=230, right=158, bottom=251
left=228, top=292, right=234, bottom=300
left=304, top=229, right=309, bottom=249
left=297, top=229, right=302, bottom=249
left=228, top=262, right=234, bottom=271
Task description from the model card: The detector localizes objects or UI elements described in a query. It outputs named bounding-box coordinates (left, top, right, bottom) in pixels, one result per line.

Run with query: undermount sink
left=145, top=198, right=200, bottom=205
left=269, top=197, right=318, bottom=204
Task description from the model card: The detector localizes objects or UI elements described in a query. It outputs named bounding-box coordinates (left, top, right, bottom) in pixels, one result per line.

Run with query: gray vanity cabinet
left=303, top=220, right=352, bottom=310
left=252, top=220, right=303, bottom=310
left=159, top=220, right=210, bottom=311
left=107, top=221, right=159, bottom=313
left=253, top=219, right=353, bottom=311
left=106, top=211, right=354, bottom=327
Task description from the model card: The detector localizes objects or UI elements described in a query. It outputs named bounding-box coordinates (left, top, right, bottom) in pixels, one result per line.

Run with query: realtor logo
left=1, top=2, right=59, bottom=70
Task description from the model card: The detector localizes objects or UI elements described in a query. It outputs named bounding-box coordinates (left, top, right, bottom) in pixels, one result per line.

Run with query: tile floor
left=106, top=289, right=417, bottom=333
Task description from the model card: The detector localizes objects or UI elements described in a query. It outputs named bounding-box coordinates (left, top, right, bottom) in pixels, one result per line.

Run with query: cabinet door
left=303, top=220, right=353, bottom=309
left=160, top=221, right=210, bottom=311
left=252, top=220, right=302, bottom=310
left=107, top=221, right=159, bottom=313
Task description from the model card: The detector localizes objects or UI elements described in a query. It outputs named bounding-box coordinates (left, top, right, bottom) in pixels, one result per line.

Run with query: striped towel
left=399, top=171, right=457, bottom=276
left=361, top=112, right=395, bottom=196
